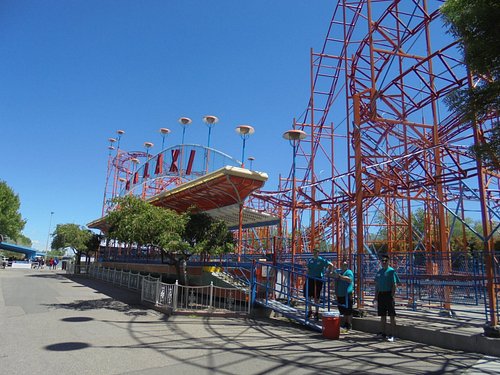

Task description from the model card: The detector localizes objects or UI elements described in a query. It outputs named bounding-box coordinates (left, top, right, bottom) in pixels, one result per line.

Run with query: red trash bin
left=322, top=311, right=340, bottom=339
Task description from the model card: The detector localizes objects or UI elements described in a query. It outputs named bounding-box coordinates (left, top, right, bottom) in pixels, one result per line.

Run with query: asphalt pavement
left=1, top=268, right=499, bottom=375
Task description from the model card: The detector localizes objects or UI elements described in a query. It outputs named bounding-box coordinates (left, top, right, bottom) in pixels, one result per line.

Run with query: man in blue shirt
left=374, top=255, right=401, bottom=342
left=305, top=249, right=333, bottom=320
left=335, top=260, right=354, bottom=331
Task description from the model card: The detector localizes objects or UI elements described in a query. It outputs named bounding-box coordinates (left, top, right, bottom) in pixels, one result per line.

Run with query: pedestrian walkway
left=2, top=269, right=500, bottom=375
left=354, top=310, right=499, bottom=358
left=255, top=297, right=500, bottom=358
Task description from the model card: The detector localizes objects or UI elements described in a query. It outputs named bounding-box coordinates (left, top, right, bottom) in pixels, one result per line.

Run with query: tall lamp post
left=233, top=125, right=254, bottom=260
left=118, top=177, right=126, bottom=195
left=235, top=125, right=254, bottom=168
left=283, top=129, right=307, bottom=267
left=108, top=138, right=116, bottom=151
left=45, top=211, right=54, bottom=258
left=102, top=137, right=117, bottom=216
left=114, top=130, right=125, bottom=188
left=112, top=130, right=125, bottom=209
left=159, top=128, right=171, bottom=150
left=178, top=117, right=192, bottom=176
left=116, top=129, right=125, bottom=149
left=130, top=157, right=140, bottom=195
left=203, top=115, right=219, bottom=149
left=144, top=141, right=154, bottom=158
left=247, top=156, right=255, bottom=170
left=143, top=142, right=154, bottom=199
left=203, top=115, right=219, bottom=173
left=178, top=117, right=192, bottom=145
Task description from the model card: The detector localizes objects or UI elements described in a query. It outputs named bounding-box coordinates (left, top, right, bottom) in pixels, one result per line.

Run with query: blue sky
left=1, top=1, right=333, bottom=251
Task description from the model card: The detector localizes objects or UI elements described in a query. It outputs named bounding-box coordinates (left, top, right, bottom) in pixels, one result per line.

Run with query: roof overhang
left=206, top=204, right=280, bottom=230
left=87, top=217, right=108, bottom=232
left=148, top=166, right=268, bottom=211
left=88, top=166, right=277, bottom=231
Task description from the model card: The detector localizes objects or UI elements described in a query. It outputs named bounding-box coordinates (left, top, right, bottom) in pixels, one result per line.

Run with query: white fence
left=67, top=264, right=250, bottom=315
left=142, top=278, right=250, bottom=314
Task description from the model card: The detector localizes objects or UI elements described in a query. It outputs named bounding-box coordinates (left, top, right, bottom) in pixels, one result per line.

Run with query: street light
left=235, top=125, right=254, bottom=168
left=203, top=115, right=219, bottom=149
left=283, top=129, right=307, bottom=266
left=143, top=142, right=154, bottom=195
left=159, top=128, right=171, bottom=150
left=203, top=115, right=219, bottom=173
left=144, top=142, right=154, bottom=158
left=45, top=211, right=54, bottom=257
left=103, top=134, right=121, bottom=216
left=248, top=156, right=255, bottom=170
left=130, top=157, right=140, bottom=190
left=178, top=117, right=192, bottom=145
left=116, top=129, right=125, bottom=149
left=178, top=117, right=192, bottom=176
left=108, top=137, right=116, bottom=152
left=118, top=177, right=126, bottom=195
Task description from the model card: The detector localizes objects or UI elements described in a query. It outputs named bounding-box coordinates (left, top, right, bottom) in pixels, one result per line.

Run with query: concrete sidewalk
left=352, top=311, right=500, bottom=358
left=260, top=308, right=500, bottom=358
left=255, top=298, right=500, bottom=358
left=73, top=270, right=500, bottom=358
left=3, top=269, right=499, bottom=375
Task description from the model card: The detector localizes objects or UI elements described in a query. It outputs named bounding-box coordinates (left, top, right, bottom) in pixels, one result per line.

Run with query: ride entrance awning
left=88, top=166, right=278, bottom=231
left=148, top=166, right=267, bottom=210
left=148, top=166, right=279, bottom=228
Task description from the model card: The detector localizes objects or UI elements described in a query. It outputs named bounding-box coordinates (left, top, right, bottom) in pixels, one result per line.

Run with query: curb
left=353, top=316, right=500, bottom=358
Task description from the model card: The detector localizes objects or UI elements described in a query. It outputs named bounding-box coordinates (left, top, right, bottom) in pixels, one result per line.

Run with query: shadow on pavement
left=40, top=273, right=147, bottom=316
left=45, top=342, right=90, bottom=351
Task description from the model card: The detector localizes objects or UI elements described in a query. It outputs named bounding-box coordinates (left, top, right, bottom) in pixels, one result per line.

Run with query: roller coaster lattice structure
left=250, top=0, right=498, bottom=324
left=99, top=1, right=498, bottom=327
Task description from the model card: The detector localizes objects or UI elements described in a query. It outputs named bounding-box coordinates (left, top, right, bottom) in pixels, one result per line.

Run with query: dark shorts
left=377, top=291, right=396, bottom=316
left=337, top=292, right=353, bottom=316
left=304, top=278, right=323, bottom=299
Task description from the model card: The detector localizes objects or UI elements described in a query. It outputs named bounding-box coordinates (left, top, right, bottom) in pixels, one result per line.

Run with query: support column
left=238, top=203, right=243, bottom=262
left=353, top=93, right=364, bottom=310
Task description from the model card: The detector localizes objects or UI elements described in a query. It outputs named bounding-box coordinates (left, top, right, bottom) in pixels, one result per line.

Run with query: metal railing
left=142, top=278, right=250, bottom=314
left=251, top=250, right=498, bottom=324
left=66, top=248, right=497, bottom=324
left=67, top=264, right=250, bottom=315
left=251, top=261, right=337, bottom=323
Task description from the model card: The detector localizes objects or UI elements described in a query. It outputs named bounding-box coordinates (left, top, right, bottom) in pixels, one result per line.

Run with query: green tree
left=16, top=233, right=32, bottom=247
left=0, top=181, right=26, bottom=241
left=441, top=0, right=500, bottom=169
left=106, top=197, right=235, bottom=284
left=51, top=223, right=101, bottom=271
left=179, top=210, right=235, bottom=284
left=182, top=211, right=233, bottom=253
left=107, top=195, right=184, bottom=249
left=106, top=196, right=187, bottom=281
